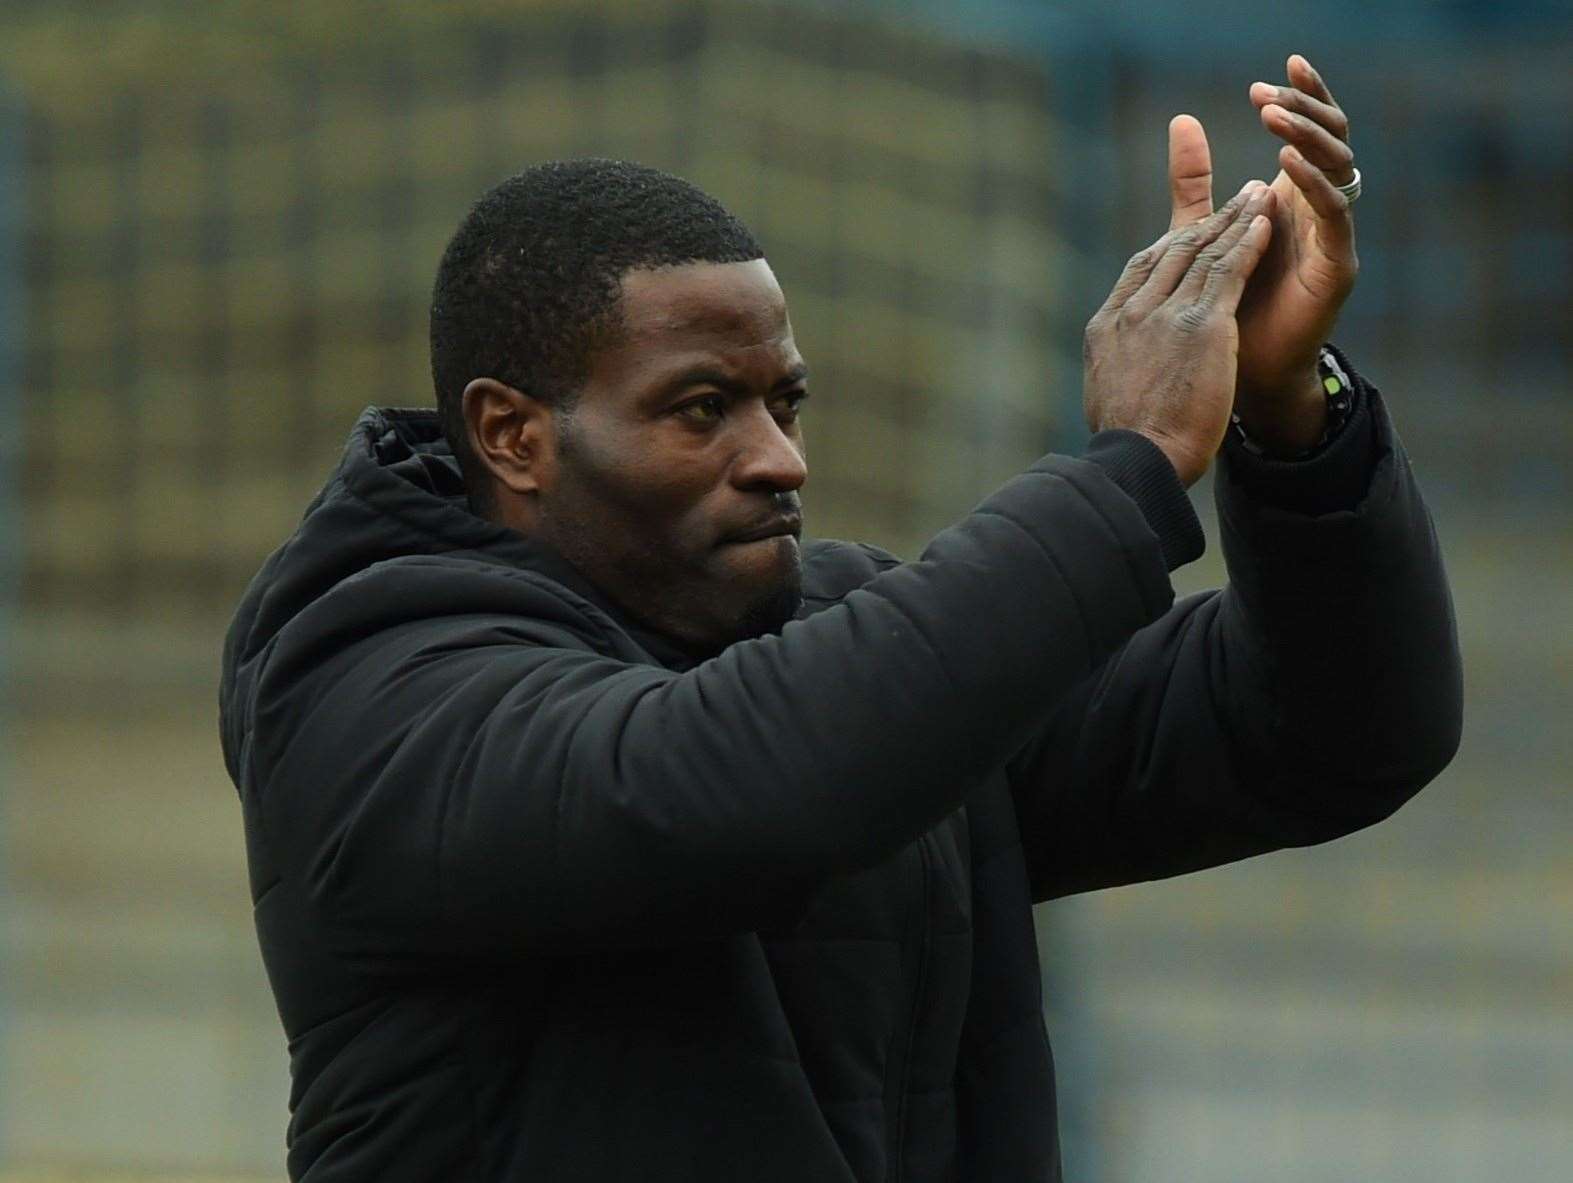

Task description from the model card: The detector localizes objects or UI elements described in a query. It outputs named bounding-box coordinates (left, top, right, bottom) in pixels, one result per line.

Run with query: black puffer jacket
left=220, top=371, right=1460, bottom=1182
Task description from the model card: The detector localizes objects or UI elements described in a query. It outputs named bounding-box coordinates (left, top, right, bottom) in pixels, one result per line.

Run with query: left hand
left=1167, top=54, right=1359, bottom=451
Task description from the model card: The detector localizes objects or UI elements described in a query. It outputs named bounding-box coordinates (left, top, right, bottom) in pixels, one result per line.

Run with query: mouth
left=721, top=514, right=803, bottom=545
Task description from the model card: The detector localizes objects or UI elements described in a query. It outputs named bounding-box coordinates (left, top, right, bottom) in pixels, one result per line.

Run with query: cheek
left=610, top=451, right=713, bottom=523
left=560, top=428, right=720, bottom=545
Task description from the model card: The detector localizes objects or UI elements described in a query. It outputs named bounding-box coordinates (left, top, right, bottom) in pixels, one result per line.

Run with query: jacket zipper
left=887, top=832, right=933, bottom=1183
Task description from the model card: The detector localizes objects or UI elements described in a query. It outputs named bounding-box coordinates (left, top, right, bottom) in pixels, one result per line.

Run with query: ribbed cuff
left=1082, top=429, right=1205, bottom=571
left=1222, top=346, right=1380, bottom=515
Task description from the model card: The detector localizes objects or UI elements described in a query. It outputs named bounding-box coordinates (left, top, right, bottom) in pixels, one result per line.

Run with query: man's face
left=536, top=258, right=809, bottom=655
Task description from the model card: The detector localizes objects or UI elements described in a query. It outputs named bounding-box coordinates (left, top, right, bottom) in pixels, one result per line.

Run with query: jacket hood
left=218, top=406, right=638, bottom=785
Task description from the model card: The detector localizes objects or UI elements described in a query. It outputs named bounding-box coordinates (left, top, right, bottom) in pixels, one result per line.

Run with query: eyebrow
left=659, top=362, right=810, bottom=398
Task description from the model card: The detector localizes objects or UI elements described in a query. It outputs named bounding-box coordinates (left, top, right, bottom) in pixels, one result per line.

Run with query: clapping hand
left=1167, top=54, right=1360, bottom=454
left=1083, top=187, right=1277, bottom=487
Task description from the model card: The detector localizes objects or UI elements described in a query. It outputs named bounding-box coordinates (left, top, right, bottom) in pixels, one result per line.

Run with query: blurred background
left=0, top=0, right=1568, bottom=1179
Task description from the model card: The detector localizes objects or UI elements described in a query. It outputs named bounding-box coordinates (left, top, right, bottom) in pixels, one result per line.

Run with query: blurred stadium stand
left=0, top=1, right=1567, bottom=1179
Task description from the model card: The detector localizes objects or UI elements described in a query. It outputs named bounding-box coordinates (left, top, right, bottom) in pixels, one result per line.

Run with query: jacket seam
left=284, top=995, right=392, bottom=1049
left=962, top=1008, right=1046, bottom=1058
left=879, top=594, right=967, bottom=701
left=889, top=833, right=934, bottom=1183
left=546, top=686, right=601, bottom=943
left=967, top=836, right=1024, bottom=877
left=970, top=504, right=1095, bottom=670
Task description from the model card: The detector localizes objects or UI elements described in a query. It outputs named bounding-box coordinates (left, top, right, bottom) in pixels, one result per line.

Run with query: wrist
left=1082, top=429, right=1206, bottom=570
left=1232, top=366, right=1327, bottom=456
left=1138, top=430, right=1207, bottom=488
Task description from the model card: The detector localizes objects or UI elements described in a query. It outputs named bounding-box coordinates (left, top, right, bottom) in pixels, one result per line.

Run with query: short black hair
left=429, top=159, right=764, bottom=511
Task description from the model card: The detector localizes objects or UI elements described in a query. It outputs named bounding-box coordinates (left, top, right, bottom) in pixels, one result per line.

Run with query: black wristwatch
left=1231, top=347, right=1356, bottom=459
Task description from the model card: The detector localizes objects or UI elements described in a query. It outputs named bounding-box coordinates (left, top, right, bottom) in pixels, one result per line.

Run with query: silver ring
left=1335, top=167, right=1362, bottom=205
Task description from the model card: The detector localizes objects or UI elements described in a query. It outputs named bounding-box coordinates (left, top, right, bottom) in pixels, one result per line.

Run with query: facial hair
left=731, top=552, right=805, bottom=643
left=545, top=418, right=805, bottom=656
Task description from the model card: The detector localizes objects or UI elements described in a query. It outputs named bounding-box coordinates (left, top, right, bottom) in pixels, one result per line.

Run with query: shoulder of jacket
left=351, top=551, right=605, bottom=617
left=264, top=552, right=628, bottom=681
left=800, top=538, right=904, bottom=605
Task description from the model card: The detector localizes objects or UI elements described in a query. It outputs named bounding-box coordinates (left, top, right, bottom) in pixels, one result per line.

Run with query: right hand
left=1083, top=183, right=1277, bottom=486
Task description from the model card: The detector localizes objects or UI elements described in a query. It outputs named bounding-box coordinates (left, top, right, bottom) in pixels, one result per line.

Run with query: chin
left=619, top=537, right=805, bottom=656
left=718, top=532, right=799, bottom=576
left=717, top=538, right=804, bottom=645
left=732, top=574, right=805, bottom=644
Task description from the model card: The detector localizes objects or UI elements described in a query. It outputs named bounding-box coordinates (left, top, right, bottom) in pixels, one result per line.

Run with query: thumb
left=1168, top=114, right=1214, bottom=231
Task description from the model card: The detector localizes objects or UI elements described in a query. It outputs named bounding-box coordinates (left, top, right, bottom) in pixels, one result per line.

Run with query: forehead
left=616, top=258, right=790, bottom=345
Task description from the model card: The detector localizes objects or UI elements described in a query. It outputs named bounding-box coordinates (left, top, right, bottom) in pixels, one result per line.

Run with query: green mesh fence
left=16, top=1, right=1069, bottom=628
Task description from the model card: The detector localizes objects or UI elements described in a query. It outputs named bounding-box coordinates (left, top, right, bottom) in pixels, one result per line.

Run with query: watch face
left=1315, top=352, right=1355, bottom=448
left=1317, top=348, right=1352, bottom=393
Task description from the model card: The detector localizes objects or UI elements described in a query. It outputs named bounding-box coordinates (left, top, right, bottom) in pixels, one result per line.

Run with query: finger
left=1287, top=53, right=1337, bottom=107
left=1167, top=114, right=1214, bottom=230
left=1248, top=83, right=1349, bottom=144
left=1131, top=185, right=1259, bottom=313
left=1173, top=188, right=1277, bottom=303
left=1195, top=213, right=1274, bottom=314
left=1279, top=145, right=1355, bottom=250
left=1099, top=229, right=1181, bottom=313
left=1258, top=102, right=1355, bottom=182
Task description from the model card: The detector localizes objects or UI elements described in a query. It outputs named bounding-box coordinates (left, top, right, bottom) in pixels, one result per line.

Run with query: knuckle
left=1330, top=109, right=1350, bottom=137
left=1125, top=247, right=1153, bottom=271
left=1175, top=303, right=1214, bottom=332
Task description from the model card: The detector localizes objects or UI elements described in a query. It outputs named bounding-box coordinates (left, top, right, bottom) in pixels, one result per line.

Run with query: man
left=220, top=56, right=1460, bottom=1181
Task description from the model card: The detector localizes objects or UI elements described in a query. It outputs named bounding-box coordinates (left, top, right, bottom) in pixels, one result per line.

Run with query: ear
left=461, top=377, right=558, bottom=499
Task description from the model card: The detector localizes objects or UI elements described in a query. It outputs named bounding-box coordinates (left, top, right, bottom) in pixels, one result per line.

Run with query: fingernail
left=1254, top=82, right=1279, bottom=98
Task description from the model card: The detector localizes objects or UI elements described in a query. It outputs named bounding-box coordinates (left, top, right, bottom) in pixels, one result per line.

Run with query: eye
left=771, top=390, right=810, bottom=422
left=675, top=394, right=726, bottom=424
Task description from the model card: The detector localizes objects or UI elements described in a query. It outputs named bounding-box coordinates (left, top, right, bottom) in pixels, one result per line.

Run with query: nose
left=730, top=403, right=807, bottom=493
